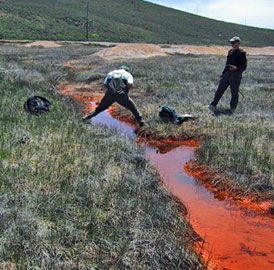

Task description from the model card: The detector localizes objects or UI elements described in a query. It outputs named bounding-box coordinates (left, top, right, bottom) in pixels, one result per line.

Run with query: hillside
left=0, top=0, right=274, bottom=46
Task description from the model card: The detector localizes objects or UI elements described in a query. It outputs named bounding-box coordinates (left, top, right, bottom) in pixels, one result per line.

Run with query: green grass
left=0, top=0, right=274, bottom=46
left=72, top=52, right=274, bottom=195
left=0, top=44, right=204, bottom=269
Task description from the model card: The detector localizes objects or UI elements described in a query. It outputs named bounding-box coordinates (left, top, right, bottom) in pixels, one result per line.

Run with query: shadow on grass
left=212, top=108, right=233, bottom=116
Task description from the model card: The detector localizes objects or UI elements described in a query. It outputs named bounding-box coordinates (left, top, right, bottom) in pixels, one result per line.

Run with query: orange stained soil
left=58, top=82, right=274, bottom=270
left=184, top=162, right=273, bottom=215
left=58, top=81, right=104, bottom=104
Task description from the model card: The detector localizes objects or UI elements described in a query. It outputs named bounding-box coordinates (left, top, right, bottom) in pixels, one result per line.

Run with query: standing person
left=83, top=65, right=145, bottom=127
left=208, top=36, right=247, bottom=114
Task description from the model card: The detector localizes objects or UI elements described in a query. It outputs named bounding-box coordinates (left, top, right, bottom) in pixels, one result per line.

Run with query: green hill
left=0, top=0, right=274, bottom=46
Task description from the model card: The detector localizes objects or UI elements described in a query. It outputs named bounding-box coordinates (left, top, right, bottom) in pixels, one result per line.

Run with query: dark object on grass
left=24, top=96, right=51, bottom=115
left=209, top=107, right=235, bottom=116
left=159, top=105, right=195, bottom=124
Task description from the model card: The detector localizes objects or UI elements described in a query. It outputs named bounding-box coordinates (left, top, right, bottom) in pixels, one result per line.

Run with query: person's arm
left=104, top=72, right=112, bottom=85
left=103, top=75, right=109, bottom=85
left=238, top=52, right=247, bottom=71
left=126, top=73, right=134, bottom=92
left=127, top=83, right=133, bottom=92
left=222, top=51, right=230, bottom=74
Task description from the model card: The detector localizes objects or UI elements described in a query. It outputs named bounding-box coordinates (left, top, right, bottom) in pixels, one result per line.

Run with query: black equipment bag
left=159, top=105, right=180, bottom=122
left=159, top=105, right=194, bottom=124
left=107, top=77, right=128, bottom=95
left=24, top=96, right=51, bottom=115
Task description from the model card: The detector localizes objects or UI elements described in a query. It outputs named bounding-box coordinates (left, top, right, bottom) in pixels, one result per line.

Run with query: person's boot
left=82, top=109, right=96, bottom=121
left=138, top=120, right=145, bottom=127
left=208, top=104, right=217, bottom=113
left=229, top=108, right=236, bottom=114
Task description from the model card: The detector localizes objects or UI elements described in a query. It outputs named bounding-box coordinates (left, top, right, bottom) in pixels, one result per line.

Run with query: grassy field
left=1, top=41, right=273, bottom=268
left=0, top=44, right=204, bottom=269
left=70, top=50, right=274, bottom=198
left=1, top=0, right=274, bottom=46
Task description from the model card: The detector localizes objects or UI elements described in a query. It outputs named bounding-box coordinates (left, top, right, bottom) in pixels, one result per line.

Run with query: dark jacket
left=223, top=49, right=247, bottom=74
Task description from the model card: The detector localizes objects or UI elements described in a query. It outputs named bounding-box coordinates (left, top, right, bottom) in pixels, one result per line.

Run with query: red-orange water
left=60, top=89, right=274, bottom=270
left=146, top=147, right=274, bottom=270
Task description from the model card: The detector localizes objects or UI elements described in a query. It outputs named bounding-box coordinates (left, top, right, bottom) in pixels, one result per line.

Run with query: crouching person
left=83, top=65, right=145, bottom=127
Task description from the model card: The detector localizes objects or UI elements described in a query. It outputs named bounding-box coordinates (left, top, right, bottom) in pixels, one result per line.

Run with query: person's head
left=119, top=65, right=131, bottom=72
left=229, top=36, right=241, bottom=50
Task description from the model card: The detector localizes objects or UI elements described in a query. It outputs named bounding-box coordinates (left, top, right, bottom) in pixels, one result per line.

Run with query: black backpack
left=159, top=105, right=180, bottom=121
left=24, top=96, right=51, bottom=115
left=107, top=77, right=128, bottom=94
left=159, top=105, right=194, bottom=124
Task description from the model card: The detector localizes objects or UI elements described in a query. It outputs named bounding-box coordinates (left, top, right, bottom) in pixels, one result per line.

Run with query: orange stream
left=60, top=88, right=274, bottom=270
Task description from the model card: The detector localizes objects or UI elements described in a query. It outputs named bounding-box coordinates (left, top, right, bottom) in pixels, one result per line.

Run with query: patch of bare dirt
left=161, top=45, right=274, bottom=56
left=243, top=46, right=274, bottom=55
left=25, top=41, right=62, bottom=48
left=162, top=45, right=230, bottom=55
left=94, top=43, right=167, bottom=59
left=94, top=43, right=274, bottom=60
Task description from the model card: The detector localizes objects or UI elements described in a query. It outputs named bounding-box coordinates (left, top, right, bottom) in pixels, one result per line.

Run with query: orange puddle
left=58, top=82, right=274, bottom=270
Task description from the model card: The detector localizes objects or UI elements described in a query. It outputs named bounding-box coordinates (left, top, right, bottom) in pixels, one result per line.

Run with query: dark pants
left=89, top=89, right=143, bottom=123
left=211, top=71, right=242, bottom=110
